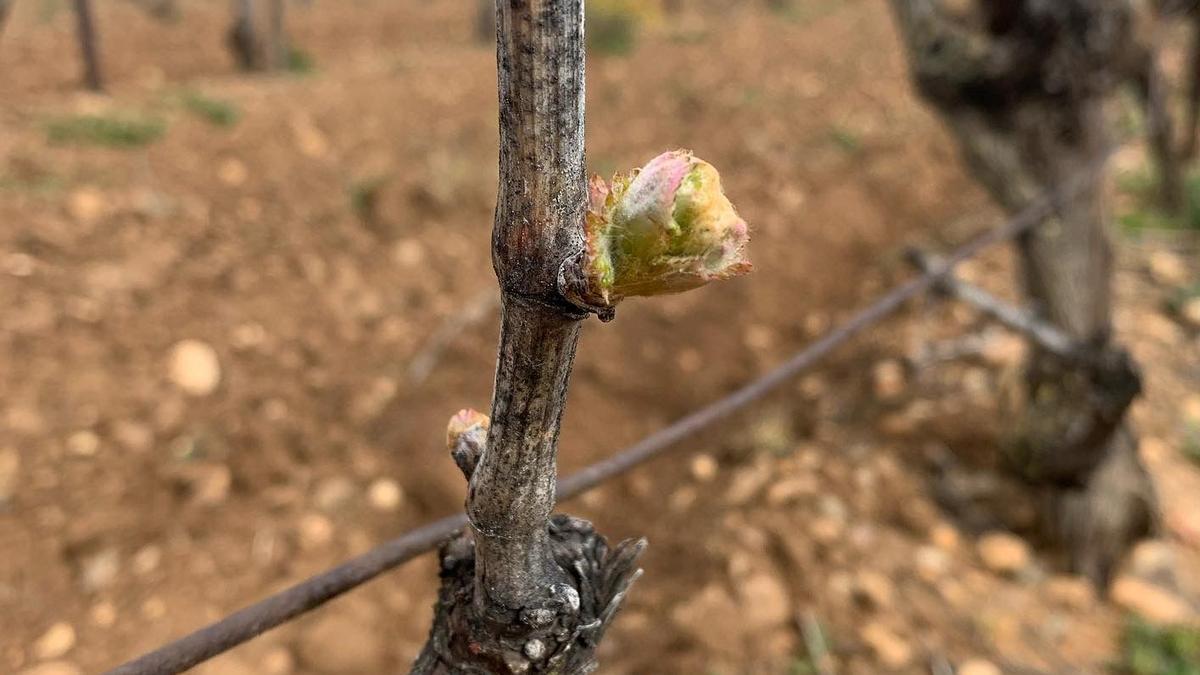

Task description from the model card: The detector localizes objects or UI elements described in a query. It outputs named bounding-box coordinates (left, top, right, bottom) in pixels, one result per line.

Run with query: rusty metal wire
left=102, top=164, right=1099, bottom=675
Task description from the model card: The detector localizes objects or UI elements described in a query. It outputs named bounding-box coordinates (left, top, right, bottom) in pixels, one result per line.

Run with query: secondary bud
left=447, top=408, right=489, bottom=449
left=447, top=408, right=490, bottom=480
left=563, top=150, right=751, bottom=314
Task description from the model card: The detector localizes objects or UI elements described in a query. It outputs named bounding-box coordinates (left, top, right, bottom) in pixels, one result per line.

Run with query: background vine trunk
left=889, top=0, right=1156, bottom=586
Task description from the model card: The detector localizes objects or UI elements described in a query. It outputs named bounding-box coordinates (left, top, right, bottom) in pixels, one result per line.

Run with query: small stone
left=181, top=463, right=232, bottom=506
left=1183, top=395, right=1200, bottom=424
left=676, top=348, right=702, bottom=373
left=1142, top=312, right=1185, bottom=345
left=853, top=570, right=896, bottom=609
left=930, top=522, right=961, bottom=552
left=1130, top=540, right=1175, bottom=581
left=141, top=597, right=167, bottom=620
left=1111, top=576, right=1196, bottom=625
left=668, top=486, right=698, bottom=512
left=18, top=662, right=83, bottom=675
left=132, top=545, right=162, bottom=576
left=810, top=516, right=844, bottom=544
left=89, top=602, right=117, bottom=628
left=981, top=332, right=1027, bottom=369
left=299, top=613, right=385, bottom=673
left=231, top=323, right=267, bottom=350
left=670, top=584, right=743, bottom=657
left=872, top=360, right=906, bottom=400
left=33, top=623, right=76, bottom=660
left=366, top=479, right=403, bottom=513
left=298, top=513, right=334, bottom=549
left=1182, top=298, right=1200, bottom=330
left=1148, top=251, right=1188, bottom=286
left=349, top=377, right=397, bottom=422
left=68, top=187, right=107, bottom=225
left=0, top=447, right=19, bottom=503
left=1141, top=436, right=1171, bottom=462
left=168, top=340, right=221, bottom=396
left=217, top=158, right=248, bottom=186
left=290, top=115, right=329, bottom=159
left=260, top=646, right=295, bottom=675
left=690, top=454, right=718, bottom=482
left=391, top=239, right=424, bottom=267
left=737, top=572, right=791, bottom=630
left=724, top=465, right=769, bottom=505
left=861, top=621, right=912, bottom=669
left=66, top=431, right=99, bottom=457
left=958, top=658, right=1002, bottom=675
left=314, top=477, right=356, bottom=512
left=78, top=548, right=120, bottom=592
left=766, top=476, right=814, bottom=505
left=977, top=531, right=1031, bottom=575
left=523, top=639, right=546, bottom=661
left=743, top=324, right=775, bottom=350
left=2, top=252, right=36, bottom=276
left=749, top=412, right=793, bottom=456
left=914, top=546, right=949, bottom=582
left=262, top=398, right=288, bottom=422
left=1044, top=575, right=1095, bottom=610
left=112, top=421, right=153, bottom=453
left=818, top=494, right=848, bottom=521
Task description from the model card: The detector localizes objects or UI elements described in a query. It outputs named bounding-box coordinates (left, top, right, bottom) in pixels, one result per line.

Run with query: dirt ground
left=1, top=1, right=1198, bottom=674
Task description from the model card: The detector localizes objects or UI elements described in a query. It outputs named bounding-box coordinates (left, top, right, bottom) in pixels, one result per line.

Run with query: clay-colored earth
left=1, top=1, right=1198, bottom=674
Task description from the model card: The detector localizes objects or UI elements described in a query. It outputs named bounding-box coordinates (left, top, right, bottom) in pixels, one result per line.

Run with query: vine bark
left=889, top=0, right=1156, bottom=586
left=413, top=2, right=644, bottom=672
left=73, top=0, right=103, bottom=91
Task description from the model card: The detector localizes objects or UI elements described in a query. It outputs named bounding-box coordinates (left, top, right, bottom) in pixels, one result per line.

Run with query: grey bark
left=1183, top=11, right=1200, bottom=158
left=266, top=0, right=287, bottom=70
left=228, top=0, right=262, bottom=70
left=1126, top=42, right=1183, bottom=212
left=73, top=0, right=103, bottom=91
left=0, top=0, right=12, bottom=41
left=890, top=0, right=1155, bottom=586
left=228, top=0, right=287, bottom=71
left=413, top=2, right=644, bottom=672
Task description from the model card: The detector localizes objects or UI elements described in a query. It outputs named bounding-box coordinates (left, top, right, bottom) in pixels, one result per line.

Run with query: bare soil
left=1, top=1, right=1198, bottom=674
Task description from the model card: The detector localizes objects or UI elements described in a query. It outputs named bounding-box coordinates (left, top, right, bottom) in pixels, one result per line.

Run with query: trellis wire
left=104, top=161, right=1101, bottom=675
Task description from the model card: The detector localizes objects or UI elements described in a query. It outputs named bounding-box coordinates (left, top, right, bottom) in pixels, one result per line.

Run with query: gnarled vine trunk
left=889, top=0, right=1156, bottom=586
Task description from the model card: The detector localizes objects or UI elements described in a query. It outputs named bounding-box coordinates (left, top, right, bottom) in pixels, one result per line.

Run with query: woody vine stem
left=412, top=1, right=751, bottom=672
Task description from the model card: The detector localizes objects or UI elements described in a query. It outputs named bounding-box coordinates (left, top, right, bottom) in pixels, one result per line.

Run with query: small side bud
left=447, top=408, right=489, bottom=480
left=561, top=149, right=751, bottom=315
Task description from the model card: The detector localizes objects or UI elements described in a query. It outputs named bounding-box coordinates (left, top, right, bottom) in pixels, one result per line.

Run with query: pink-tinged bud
left=565, top=150, right=751, bottom=313
left=446, top=408, right=490, bottom=451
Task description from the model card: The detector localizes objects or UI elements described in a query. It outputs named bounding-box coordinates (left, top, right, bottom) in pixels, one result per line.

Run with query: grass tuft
left=1116, top=619, right=1200, bottom=675
left=348, top=175, right=388, bottom=222
left=286, top=47, right=316, bottom=75
left=829, top=126, right=862, bottom=154
left=587, top=0, right=657, bottom=56
left=181, top=91, right=240, bottom=128
left=45, top=114, right=166, bottom=148
left=1116, top=168, right=1200, bottom=233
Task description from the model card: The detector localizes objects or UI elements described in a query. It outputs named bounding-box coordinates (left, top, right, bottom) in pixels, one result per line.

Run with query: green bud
left=564, top=150, right=751, bottom=313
